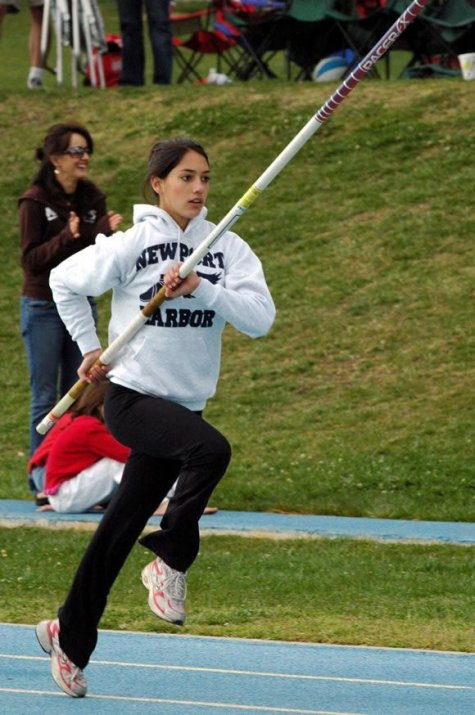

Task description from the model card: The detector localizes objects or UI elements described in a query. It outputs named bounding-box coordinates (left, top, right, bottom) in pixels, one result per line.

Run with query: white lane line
left=0, top=687, right=362, bottom=714
left=0, top=653, right=472, bottom=691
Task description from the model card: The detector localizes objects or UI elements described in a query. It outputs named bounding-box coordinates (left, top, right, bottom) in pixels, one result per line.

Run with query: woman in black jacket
left=19, top=122, right=122, bottom=486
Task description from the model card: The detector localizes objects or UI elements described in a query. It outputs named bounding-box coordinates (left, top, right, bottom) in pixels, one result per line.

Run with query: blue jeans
left=117, top=0, right=172, bottom=85
left=20, top=296, right=97, bottom=471
left=30, top=465, right=46, bottom=494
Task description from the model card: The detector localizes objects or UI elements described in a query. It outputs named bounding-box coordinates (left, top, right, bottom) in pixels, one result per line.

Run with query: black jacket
left=19, top=180, right=111, bottom=300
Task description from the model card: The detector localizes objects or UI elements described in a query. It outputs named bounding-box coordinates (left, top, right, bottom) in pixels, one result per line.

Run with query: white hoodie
left=50, top=205, right=276, bottom=411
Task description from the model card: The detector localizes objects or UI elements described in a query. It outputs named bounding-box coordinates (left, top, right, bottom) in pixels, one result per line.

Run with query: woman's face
left=52, top=132, right=91, bottom=189
left=151, top=150, right=210, bottom=230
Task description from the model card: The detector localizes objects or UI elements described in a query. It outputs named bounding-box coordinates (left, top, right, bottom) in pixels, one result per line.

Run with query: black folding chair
left=380, top=0, right=475, bottom=77
left=324, top=0, right=393, bottom=79
left=415, top=0, right=475, bottom=68
left=219, top=0, right=289, bottom=79
left=282, top=0, right=353, bottom=80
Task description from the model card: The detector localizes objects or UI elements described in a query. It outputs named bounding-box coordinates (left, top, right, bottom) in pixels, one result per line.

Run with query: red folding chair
left=171, top=9, right=211, bottom=83
left=170, top=4, right=243, bottom=83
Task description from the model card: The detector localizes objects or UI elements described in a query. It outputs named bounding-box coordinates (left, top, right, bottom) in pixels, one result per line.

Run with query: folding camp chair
left=282, top=0, right=352, bottom=80
left=323, top=0, right=393, bottom=79
left=221, top=0, right=289, bottom=79
left=379, top=0, right=475, bottom=77
left=413, top=0, right=475, bottom=69
left=170, top=9, right=210, bottom=83
left=171, top=2, right=251, bottom=83
left=350, top=0, right=419, bottom=77
left=41, top=0, right=107, bottom=87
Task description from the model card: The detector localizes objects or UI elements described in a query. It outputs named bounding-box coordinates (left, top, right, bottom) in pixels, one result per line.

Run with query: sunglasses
left=63, top=146, right=92, bottom=157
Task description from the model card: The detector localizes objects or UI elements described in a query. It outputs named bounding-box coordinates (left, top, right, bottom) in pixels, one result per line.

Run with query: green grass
left=1, top=79, right=473, bottom=521
left=0, top=4, right=473, bottom=653
left=1, top=528, right=473, bottom=652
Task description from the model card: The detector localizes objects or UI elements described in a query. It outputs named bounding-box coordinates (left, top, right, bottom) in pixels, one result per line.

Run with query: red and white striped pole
left=37, top=0, right=430, bottom=435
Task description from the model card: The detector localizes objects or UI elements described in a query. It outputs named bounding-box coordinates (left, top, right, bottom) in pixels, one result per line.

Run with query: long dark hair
left=32, top=122, right=94, bottom=197
left=143, top=138, right=209, bottom=202
left=70, top=381, right=108, bottom=422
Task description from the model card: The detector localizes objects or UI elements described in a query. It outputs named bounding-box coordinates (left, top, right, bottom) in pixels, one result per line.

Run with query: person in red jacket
left=29, top=381, right=218, bottom=515
left=28, top=382, right=130, bottom=513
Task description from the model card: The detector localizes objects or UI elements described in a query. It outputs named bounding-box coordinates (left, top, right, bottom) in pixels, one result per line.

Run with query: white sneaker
left=35, top=619, right=87, bottom=697
left=141, top=556, right=187, bottom=625
left=27, top=76, right=43, bottom=90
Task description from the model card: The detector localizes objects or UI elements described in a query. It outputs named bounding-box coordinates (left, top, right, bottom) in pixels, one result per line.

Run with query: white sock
left=28, top=66, right=44, bottom=80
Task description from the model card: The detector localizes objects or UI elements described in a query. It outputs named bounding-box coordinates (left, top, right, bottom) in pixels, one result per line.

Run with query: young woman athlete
left=35, top=137, right=276, bottom=697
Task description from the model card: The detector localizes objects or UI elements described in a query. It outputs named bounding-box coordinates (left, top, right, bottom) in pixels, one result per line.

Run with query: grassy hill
left=1, top=76, right=473, bottom=522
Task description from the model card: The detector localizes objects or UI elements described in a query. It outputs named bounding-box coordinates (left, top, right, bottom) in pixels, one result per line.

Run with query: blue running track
left=0, top=624, right=474, bottom=714
left=1, top=502, right=473, bottom=712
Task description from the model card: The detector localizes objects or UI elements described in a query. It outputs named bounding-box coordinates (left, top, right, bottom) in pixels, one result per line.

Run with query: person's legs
left=48, top=458, right=124, bottom=513
left=59, top=331, right=83, bottom=396
left=20, top=297, right=74, bottom=458
left=117, top=0, right=145, bottom=85
left=105, top=384, right=230, bottom=571
left=57, top=383, right=230, bottom=668
left=58, top=450, right=178, bottom=667
left=59, top=300, right=96, bottom=396
left=30, top=465, right=46, bottom=494
left=29, top=3, right=43, bottom=67
left=145, top=0, right=172, bottom=84
left=27, top=2, right=44, bottom=88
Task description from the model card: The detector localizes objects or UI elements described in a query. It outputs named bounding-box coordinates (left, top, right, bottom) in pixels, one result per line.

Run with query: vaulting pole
left=37, top=0, right=430, bottom=434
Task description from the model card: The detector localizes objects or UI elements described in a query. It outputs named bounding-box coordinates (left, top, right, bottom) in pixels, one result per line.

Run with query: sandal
left=36, top=503, right=54, bottom=512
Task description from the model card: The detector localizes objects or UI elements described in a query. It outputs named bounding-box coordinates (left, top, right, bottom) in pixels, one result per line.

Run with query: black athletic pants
left=58, top=382, right=231, bottom=669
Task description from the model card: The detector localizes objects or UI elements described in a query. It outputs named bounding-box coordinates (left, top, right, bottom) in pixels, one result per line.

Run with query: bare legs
left=27, top=6, right=45, bottom=88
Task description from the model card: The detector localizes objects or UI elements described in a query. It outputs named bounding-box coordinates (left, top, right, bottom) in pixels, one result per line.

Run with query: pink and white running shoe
left=141, top=556, right=187, bottom=625
left=35, top=619, right=87, bottom=697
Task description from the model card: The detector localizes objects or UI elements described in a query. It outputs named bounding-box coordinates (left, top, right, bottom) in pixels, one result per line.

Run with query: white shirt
left=50, top=205, right=276, bottom=411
